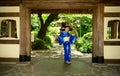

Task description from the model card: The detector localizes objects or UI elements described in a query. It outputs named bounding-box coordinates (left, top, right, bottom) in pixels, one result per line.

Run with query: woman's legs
left=63, top=43, right=71, bottom=64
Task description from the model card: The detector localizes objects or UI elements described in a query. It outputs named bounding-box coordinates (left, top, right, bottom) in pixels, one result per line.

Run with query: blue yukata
left=58, top=31, right=76, bottom=62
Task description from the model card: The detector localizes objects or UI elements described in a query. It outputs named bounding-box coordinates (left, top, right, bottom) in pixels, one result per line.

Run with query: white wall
left=0, top=6, right=20, bottom=59
left=0, top=6, right=19, bottom=13
left=104, top=6, right=120, bottom=59
left=104, top=6, right=120, bottom=13
left=0, top=44, right=19, bottom=58
left=104, top=46, right=120, bottom=59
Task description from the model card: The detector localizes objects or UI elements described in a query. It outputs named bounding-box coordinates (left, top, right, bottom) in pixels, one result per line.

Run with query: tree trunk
left=37, top=13, right=58, bottom=39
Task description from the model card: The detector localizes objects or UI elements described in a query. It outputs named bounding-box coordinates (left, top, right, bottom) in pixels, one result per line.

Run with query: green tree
left=31, top=14, right=40, bottom=38
left=31, top=14, right=93, bottom=51
left=57, top=14, right=92, bottom=38
left=37, top=13, right=58, bottom=39
left=31, top=14, right=58, bottom=50
left=78, top=16, right=92, bottom=37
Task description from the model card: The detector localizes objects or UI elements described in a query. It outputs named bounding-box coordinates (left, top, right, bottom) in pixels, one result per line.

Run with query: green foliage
left=47, top=26, right=59, bottom=36
left=77, top=16, right=92, bottom=37
left=43, top=36, right=53, bottom=48
left=32, top=38, right=49, bottom=50
left=42, top=14, right=50, bottom=23
left=83, top=32, right=92, bottom=40
left=31, top=14, right=50, bottom=32
left=31, top=14, right=40, bottom=31
left=76, top=32, right=92, bottom=53
left=73, top=15, right=92, bottom=53
left=32, top=36, right=53, bottom=50
left=57, top=14, right=92, bottom=37
left=31, top=14, right=93, bottom=52
left=31, top=14, right=56, bottom=50
left=47, top=26, right=60, bottom=42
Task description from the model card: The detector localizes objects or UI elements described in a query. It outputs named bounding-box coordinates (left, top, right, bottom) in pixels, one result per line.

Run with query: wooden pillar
left=92, top=3, right=104, bottom=63
left=19, top=4, right=31, bottom=62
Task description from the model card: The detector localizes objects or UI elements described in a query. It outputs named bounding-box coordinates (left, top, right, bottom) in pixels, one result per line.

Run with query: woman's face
left=65, top=27, right=69, bottom=32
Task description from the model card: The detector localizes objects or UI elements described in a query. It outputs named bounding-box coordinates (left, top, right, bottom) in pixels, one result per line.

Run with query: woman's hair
left=60, top=22, right=72, bottom=31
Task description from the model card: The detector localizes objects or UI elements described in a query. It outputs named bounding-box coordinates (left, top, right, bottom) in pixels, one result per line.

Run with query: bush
left=75, top=32, right=92, bottom=53
left=32, top=38, right=49, bottom=50
left=83, top=32, right=92, bottom=40
left=32, top=36, right=53, bottom=50
left=43, top=36, right=53, bottom=48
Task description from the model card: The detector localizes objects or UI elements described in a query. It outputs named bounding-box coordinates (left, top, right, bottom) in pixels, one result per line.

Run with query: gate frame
left=19, top=2, right=104, bottom=63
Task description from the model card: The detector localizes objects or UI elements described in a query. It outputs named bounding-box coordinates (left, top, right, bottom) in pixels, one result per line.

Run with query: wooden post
left=25, top=7, right=31, bottom=61
left=92, top=7, right=99, bottom=63
left=19, top=4, right=31, bottom=62
left=92, top=3, right=104, bottom=63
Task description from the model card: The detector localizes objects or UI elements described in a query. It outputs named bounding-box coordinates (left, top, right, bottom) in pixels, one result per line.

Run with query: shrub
left=32, top=36, right=53, bottom=50
left=32, top=38, right=49, bottom=50
left=43, top=36, right=53, bottom=48
left=75, top=32, right=92, bottom=53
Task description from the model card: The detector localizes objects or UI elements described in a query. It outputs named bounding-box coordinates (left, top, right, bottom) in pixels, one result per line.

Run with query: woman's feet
left=64, top=61, right=71, bottom=64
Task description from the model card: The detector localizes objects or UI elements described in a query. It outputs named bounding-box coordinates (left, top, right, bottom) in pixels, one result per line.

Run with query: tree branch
left=44, top=14, right=58, bottom=26
left=38, top=13, right=44, bottom=27
left=37, top=13, right=58, bottom=39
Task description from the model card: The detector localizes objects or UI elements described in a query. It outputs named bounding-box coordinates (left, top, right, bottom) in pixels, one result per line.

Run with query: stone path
left=0, top=44, right=120, bottom=76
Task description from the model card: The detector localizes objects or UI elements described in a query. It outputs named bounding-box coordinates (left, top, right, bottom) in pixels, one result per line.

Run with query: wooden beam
left=0, top=58, right=19, bottom=62
left=101, top=0, right=120, bottom=6
left=0, top=0, right=120, bottom=6
left=31, top=9, right=93, bottom=14
left=0, top=13, right=19, bottom=17
left=25, top=2, right=97, bottom=9
left=0, top=40, right=19, bottom=44
left=0, top=0, right=19, bottom=6
left=104, top=13, right=120, bottom=17
left=104, top=41, right=120, bottom=45
left=104, top=59, right=120, bottom=64
left=105, top=3, right=120, bottom=6
left=0, top=0, right=99, bottom=6
left=24, top=0, right=99, bottom=3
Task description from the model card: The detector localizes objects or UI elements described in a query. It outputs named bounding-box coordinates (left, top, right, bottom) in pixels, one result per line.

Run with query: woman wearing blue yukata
left=58, top=23, right=77, bottom=64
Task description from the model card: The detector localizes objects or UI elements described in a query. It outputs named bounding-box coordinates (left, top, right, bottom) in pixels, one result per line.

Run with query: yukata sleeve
left=58, top=34, right=64, bottom=45
left=70, top=36, right=77, bottom=44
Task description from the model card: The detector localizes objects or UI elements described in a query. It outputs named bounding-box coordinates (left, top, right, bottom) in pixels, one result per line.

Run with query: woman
left=58, top=25, right=76, bottom=64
